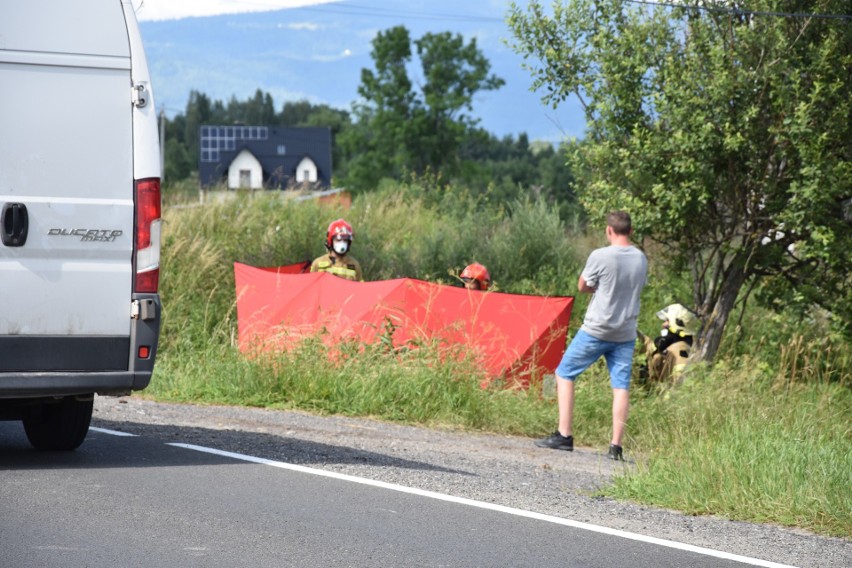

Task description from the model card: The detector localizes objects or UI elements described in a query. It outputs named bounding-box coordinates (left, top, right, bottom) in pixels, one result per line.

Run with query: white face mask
left=332, top=238, right=350, bottom=255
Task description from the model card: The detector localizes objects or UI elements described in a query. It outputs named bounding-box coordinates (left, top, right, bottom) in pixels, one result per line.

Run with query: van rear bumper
left=0, top=336, right=131, bottom=372
left=0, top=294, right=160, bottom=399
left=0, top=371, right=152, bottom=399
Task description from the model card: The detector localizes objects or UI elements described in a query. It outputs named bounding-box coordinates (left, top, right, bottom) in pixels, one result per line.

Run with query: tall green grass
left=152, top=180, right=851, bottom=538
left=616, top=360, right=851, bottom=536
left=153, top=337, right=562, bottom=432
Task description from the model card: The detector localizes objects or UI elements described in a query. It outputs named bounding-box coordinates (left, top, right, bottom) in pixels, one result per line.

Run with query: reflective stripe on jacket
left=310, top=253, right=363, bottom=282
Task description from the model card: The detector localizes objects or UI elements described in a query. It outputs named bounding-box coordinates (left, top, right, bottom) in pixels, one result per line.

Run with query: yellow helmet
left=656, top=303, right=701, bottom=336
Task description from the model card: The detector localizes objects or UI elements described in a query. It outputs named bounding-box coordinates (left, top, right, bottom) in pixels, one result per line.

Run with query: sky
left=133, top=0, right=339, bottom=21
left=131, top=0, right=586, bottom=141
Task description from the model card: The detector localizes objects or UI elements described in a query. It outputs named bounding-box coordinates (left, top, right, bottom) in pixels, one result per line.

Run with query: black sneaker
left=607, top=444, right=624, bottom=461
left=535, top=432, right=573, bottom=451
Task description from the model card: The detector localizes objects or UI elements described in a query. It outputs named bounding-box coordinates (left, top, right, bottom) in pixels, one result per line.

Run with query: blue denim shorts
left=555, top=329, right=636, bottom=389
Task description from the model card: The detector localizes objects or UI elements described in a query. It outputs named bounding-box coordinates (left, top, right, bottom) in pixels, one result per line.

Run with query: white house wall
left=295, top=156, right=318, bottom=183
left=228, top=149, right=263, bottom=189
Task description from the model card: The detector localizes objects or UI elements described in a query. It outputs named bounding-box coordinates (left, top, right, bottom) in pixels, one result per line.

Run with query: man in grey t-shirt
left=536, top=211, right=648, bottom=460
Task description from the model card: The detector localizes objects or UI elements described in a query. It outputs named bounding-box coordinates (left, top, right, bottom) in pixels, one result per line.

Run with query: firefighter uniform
left=310, top=253, right=363, bottom=282
left=641, top=303, right=700, bottom=383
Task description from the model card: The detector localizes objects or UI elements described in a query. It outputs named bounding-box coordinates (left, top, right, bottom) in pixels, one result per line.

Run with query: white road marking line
left=89, top=427, right=137, bottom=437
left=168, top=442, right=797, bottom=568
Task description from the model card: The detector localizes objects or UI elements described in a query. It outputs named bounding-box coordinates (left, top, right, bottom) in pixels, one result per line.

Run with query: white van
left=0, top=0, right=162, bottom=450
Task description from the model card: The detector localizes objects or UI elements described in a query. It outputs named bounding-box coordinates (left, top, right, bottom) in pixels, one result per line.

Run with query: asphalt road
left=0, top=397, right=848, bottom=567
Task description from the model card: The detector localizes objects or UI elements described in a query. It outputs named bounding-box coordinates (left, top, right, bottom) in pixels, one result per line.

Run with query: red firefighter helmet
left=460, top=263, right=491, bottom=290
left=326, top=219, right=354, bottom=248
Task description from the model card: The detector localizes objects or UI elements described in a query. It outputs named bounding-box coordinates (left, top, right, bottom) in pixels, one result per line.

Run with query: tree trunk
left=694, top=257, right=749, bottom=363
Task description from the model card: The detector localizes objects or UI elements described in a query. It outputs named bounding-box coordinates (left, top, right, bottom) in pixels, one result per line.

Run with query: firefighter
left=460, top=262, right=491, bottom=291
left=641, top=303, right=701, bottom=383
left=310, top=218, right=363, bottom=281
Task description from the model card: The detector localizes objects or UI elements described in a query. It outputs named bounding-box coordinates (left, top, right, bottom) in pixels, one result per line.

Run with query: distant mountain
left=138, top=0, right=585, bottom=142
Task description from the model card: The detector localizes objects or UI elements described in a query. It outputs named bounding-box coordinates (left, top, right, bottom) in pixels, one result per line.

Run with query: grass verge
left=615, top=362, right=851, bottom=537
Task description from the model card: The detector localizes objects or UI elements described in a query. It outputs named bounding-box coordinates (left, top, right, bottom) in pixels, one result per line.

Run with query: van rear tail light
left=135, top=178, right=161, bottom=293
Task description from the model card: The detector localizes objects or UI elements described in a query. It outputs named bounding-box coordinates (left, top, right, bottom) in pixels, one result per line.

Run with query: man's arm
left=578, top=275, right=596, bottom=294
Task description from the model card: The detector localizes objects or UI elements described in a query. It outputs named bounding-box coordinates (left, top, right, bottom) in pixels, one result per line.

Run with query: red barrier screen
left=234, top=262, right=572, bottom=387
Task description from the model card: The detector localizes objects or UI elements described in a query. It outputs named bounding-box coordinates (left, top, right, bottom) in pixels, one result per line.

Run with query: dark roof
left=198, top=126, right=332, bottom=188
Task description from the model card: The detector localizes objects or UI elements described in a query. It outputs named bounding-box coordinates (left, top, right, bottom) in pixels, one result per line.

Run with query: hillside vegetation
left=151, top=181, right=851, bottom=538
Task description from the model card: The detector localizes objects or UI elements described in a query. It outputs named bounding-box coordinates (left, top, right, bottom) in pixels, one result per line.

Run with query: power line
left=298, top=0, right=851, bottom=23
left=625, top=0, right=852, bottom=21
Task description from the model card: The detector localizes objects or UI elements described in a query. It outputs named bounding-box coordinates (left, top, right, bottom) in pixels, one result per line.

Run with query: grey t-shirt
left=579, top=245, right=648, bottom=343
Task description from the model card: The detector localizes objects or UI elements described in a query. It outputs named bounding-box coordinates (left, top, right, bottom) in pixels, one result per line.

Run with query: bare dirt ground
left=93, top=396, right=850, bottom=568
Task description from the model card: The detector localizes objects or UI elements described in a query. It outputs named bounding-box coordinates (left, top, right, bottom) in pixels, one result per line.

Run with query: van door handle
left=1, top=203, right=29, bottom=247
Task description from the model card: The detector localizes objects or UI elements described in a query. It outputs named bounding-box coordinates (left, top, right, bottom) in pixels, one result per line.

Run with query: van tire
left=23, top=397, right=94, bottom=451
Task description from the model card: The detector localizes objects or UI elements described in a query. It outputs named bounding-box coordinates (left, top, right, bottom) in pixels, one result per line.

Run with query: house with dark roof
left=198, top=125, right=332, bottom=189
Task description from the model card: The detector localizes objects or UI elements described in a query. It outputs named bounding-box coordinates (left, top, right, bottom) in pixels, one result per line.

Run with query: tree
left=509, top=0, right=851, bottom=362
left=164, top=137, right=192, bottom=181
left=183, top=90, right=213, bottom=164
left=342, top=26, right=504, bottom=190
left=412, top=31, right=506, bottom=174
left=279, top=100, right=352, bottom=180
left=279, top=99, right=318, bottom=125
left=341, top=26, right=420, bottom=190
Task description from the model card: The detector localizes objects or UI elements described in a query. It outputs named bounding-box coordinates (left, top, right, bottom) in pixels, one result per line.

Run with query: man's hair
left=607, top=211, right=632, bottom=235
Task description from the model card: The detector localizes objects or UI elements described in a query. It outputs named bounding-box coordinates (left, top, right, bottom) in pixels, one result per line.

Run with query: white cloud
left=284, top=22, right=323, bottom=31
left=268, top=49, right=354, bottom=63
left=133, top=0, right=339, bottom=22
